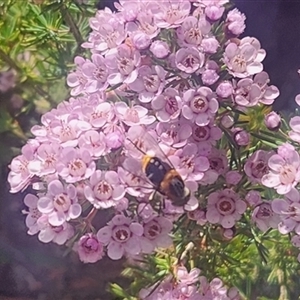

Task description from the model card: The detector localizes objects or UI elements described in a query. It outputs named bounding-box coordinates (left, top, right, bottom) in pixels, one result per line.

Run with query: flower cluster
left=139, top=266, right=240, bottom=300
left=9, top=0, right=300, bottom=298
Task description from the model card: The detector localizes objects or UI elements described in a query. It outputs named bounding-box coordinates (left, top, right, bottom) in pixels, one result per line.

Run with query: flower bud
left=205, top=6, right=225, bottom=21
left=201, top=37, right=219, bottom=54
left=105, top=131, right=124, bottom=149
left=221, top=114, right=234, bottom=128
left=264, top=111, right=281, bottom=131
left=226, top=170, right=242, bottom=185
left=225, top=8, right=246, bottom=36
left=216, top=81, right=233, bottom=98
left=150, top=40, right=170, bottom=58
left=232, top=128, right=250, bottom=146
left=245, top=190, right=262, bottom=206
left=132, top=32, right=151, bottom=50
left=201, top=69, right=219, bottom=86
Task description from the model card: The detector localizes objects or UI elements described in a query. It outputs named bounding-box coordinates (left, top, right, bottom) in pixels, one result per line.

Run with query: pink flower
left=182, top=87, right=219, bottom=126
left=115, top=0, right=142, bottom=21
left=206, top=189, right=247, bottom=228
left=84, top=170, right=126, bottom=209
left=156, top=121, right=192, bottom=148
left=199, top=276, right=230, bottom=299
left=152, top=0, right=191, bottom=28
left=118, top=163, right=152, bottom=198
left=86, top=102, right=114, bottom=129
left=127, top=10, right=160, bottom=39
left=115, top=102, right=155, bottom=126
left=289, top=116, right=300, bottom=143
left=82, top=10, right=126, bottom=55
left=175, top=47, right=205, bottom=74
left=253, top=71, right=279, bottom=105
left=129, top=65, right=166, bottom=103
left=8, top=143, right=40, bottom=193
left=233, top=78, right=261, bottom=107
left=177, top=266, right=201, bottom=285
left=151, top=88, right=183, bottom=122
left=191, top=123, right=222, bottom=145
left=105, top=44, right=141, bottom=85
left=139, top=266, right=201, bottom=300
left=140, top=216, right=173, bottom=254
left=244, top=150, right=273, bottom=184
left=35, top=143, right=61, bottom=176
left=56, top=148, right=96, bottom=183
left=226, top=8, right=246, bottom=36
left=262, top=143, right=300, bottom=194
left=252, top=202, right=280, bottom=232
left=272, top=188, right=300, bottom=234
left=188, top=209, right=207, bottom=225
left=136, top=203, right=158, bottom=222
left=37, top=215, right=74, bottom=245
left=200, top=148, right=228, bottom=185
left=37, top=180, right=82, bottom=226
left=208, top=148, right=228, bottom=176
left=76, top=233, right=104, bottom=263
left=23, top=194, right=42, bottom=235
left=8, top=155, right=34, bottom=193
left=170, top=143, right=210, bottom=182
left=97, top=214, right=143, bottom=260
left=66, top=56, right=88, bottom=96
left=176, top=16, right=211, bottom=48
left=78, top=130, right=107, bottom=158
left=123, top=125, right=157, bottom=159
left=150, top=40, right=170, bottom=58
left=81, top=54, right=109, bottom=93
left=49, top=115, right=92, bottom=147
left=223, top=37, right=266, bottom=78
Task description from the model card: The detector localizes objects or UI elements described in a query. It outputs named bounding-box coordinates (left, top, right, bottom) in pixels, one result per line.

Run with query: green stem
left=32, top=84, right=56, bottom=106
left=60, top=4, right=84, bottom=48
left=0, top=48, right=22, bottom=72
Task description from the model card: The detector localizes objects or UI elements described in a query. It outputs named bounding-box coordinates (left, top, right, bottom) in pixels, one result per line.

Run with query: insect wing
left=122, top=156, right=154, bottom=192
left=138, top=127, right=175, bottom=170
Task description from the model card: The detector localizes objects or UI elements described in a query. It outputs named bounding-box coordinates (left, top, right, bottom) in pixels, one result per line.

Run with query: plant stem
left=60, top=4, right=84, bottom=49
left=0, top=48, right=22, bottom=72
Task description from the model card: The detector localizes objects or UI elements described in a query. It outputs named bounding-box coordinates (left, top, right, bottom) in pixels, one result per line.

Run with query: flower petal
left=107, top=241, right=124, bottom=260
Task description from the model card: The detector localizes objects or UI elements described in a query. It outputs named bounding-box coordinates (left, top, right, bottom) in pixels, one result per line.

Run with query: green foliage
left=0, top=0, right=97, bottom=169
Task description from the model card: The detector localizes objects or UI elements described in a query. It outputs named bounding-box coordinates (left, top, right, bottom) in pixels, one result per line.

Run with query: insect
left=124, top=126, right=190, bottom=207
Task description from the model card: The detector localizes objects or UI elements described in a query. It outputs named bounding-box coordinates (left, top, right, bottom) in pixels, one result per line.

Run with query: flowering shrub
left=7, top=0, right=300, bottom=298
